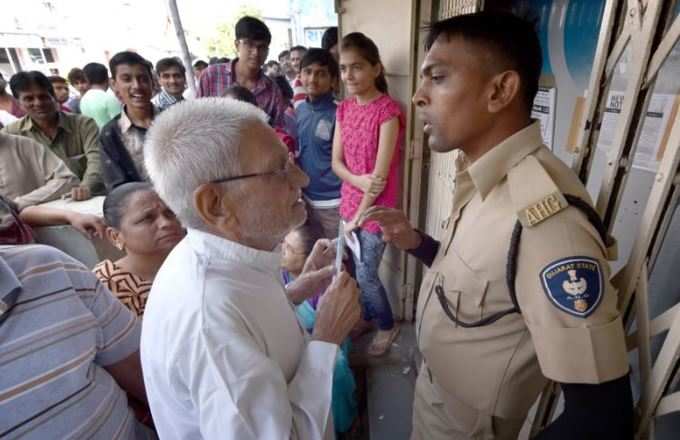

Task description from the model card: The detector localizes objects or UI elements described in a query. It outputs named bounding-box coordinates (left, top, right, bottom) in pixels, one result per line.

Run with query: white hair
left=144, top=97, right=269, bottom=230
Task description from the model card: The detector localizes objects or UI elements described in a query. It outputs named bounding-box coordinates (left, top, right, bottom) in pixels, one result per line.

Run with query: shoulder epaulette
left=507, top=155, right=568, bottom=228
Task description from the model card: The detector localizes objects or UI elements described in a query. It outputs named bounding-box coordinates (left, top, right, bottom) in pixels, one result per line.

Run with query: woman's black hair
left=321, top=27, right=338, bottom=51
left=103, top=182, right=154, bottom=228
left=223, top=85, right=257, bottom=106
left=340, top=32, right=388, bottom=94
left=291, top=221, right=324, bottom=257
left=272, top=75, right=294, bottom=101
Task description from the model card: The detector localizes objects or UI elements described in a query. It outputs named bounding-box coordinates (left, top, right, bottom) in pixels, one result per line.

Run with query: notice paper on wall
left=598, top=91, right=679, bottom=172
left=633, top=93, right=680, bottom=172
left=532, top=87, right=557, bottom=150
left=597, top=91, right=625, bottom=156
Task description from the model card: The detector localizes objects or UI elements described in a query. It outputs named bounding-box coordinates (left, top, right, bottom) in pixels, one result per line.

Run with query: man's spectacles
left=211, top=159, right=292, bottom=185
left=238, top=39, right=269, bottom=54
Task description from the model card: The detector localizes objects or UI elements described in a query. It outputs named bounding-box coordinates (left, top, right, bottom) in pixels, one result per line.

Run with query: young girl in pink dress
left=332, top=32, right=405, bottom=356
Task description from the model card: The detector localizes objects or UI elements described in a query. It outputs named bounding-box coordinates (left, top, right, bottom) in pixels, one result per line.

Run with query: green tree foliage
left=205, top=5, right=263, bottom=58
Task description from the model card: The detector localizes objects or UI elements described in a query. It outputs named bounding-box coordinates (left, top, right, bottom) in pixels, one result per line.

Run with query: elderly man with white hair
left=140, top=97, right=361, bottom=440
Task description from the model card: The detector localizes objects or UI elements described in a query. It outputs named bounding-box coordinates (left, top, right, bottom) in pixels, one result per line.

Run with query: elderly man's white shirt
left=141, top=228, right=338, bottom=439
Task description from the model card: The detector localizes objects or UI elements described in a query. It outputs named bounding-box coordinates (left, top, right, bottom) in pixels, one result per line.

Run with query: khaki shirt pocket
left=435, top=250, right=490, bottom=328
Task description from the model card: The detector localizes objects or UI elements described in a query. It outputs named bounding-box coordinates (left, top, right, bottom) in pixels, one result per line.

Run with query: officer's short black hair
left=156, top=57, right=186, bottom=75
left=9, top=71, right=55, bottom=99
left=425, top=11, right=542, bottom=110
left=83, top=62, right=109, bottom=85
left=321, top=27, right=338, bottom=51
left=109, top=51, right=153, bottom=79
left=235, top=16, right=271, bottom=44
left=300, top=48, right=339, bottom=79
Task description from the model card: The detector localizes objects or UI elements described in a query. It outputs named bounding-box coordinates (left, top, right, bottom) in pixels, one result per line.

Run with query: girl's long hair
left=340, top=32, right=388, bottom=94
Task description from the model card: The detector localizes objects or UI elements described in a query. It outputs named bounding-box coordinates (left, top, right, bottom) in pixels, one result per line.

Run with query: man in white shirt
left=141, top=97, right=361, bottom=439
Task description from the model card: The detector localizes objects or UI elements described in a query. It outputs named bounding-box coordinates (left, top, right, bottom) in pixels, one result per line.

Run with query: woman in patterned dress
left=94, top=182, right=185, bottom=316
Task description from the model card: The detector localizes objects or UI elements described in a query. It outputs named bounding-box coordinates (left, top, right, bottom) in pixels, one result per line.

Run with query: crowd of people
left=0, top=11, right=635, bottom=440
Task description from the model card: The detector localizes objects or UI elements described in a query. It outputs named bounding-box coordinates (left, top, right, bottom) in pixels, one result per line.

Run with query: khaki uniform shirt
left=416, top=122, right=629, bottom=423
left=2, top=112, right=103, bottom=193
left=0, top=132, right=78, bottom=210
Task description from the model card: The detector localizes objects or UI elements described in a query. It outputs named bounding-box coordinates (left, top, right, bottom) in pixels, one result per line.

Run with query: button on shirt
left=141, top=229, right=338, bottom=439
left=197, top=59, right=288, bottom=128
left=416, top=121, right=628, bottom=421
left=2, top=112, right=103, bottom=193
left=117, top=106, right=159, bottom=181
left=0, top=132, right=78, bottom=210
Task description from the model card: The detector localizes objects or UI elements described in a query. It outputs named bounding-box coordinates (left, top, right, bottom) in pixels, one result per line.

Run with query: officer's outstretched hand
left=313, top=271, right=361, bottom=346
left=359, top=206, right=422, bottom=251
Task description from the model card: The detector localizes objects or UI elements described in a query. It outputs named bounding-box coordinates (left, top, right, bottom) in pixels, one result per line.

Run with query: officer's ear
left=486, top=70, right=521, bottom=114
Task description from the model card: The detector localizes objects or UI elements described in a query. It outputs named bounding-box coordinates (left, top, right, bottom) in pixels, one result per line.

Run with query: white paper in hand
left=335, top=221, right=345, bottom=274
left=342, top=222, right=362, bottom=263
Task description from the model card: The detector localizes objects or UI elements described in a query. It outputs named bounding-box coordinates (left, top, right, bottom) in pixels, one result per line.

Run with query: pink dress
left=337, top=94, right=405, bottom=234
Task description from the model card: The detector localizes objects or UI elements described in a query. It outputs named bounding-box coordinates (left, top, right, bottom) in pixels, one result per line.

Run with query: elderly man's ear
left=193, top=183, right=238, bottom=230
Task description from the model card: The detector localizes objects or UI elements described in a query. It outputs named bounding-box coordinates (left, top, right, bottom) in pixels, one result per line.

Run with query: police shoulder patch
left=540, top=256, right=603, bottom=318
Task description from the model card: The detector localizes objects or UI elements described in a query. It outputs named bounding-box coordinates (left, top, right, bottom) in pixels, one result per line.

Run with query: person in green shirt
left=80, top=62, right=122, bottom=128
left=2, top=71, right=104, bottom=200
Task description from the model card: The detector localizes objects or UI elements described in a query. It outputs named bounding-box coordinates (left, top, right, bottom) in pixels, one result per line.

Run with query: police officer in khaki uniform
left=362, top=11, right=633, bottom=440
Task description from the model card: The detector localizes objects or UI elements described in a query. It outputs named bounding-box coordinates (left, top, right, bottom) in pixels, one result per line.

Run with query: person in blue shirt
left=296, top=48, right=342, bottom=239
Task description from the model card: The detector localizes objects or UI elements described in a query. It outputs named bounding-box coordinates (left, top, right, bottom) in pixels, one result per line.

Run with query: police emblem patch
left=540, top=257, right=603, bottom=318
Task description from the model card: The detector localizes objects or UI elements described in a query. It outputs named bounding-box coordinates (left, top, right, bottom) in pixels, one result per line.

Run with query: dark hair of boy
left=235, top=16, right=271, bottom=44
left=217, top=57, right=230, bottom=64
left=9, top=71, right=55, bottom=99
left=290, top=45, right=307, bottom=54
left=272, top=75, right=294, bottom=101
left=47, top=75, right=67, bottom=84
left=67, top=68, right=86, bottom=85
left=109, top=51, right=153, bottom=79
left=425, top=11, right=542, bottom=110
left=156, top=57, right=186, bottom=75
left=340, top=32, right=388, bottom=94
left=300, top=48, right=339, bottom=79
left=193, top=60, right=208, bottom=69
left=83, top=62, right=110, bottom=85
left=321, top=27, right=338, bottom=51
left=223, top=85, right=257, bottom=106
left=278, top=50, right=290, bottom=61
left=265, top=60, right=280, bottom=69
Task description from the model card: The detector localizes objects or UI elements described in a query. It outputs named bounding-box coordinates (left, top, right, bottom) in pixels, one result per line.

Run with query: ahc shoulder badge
left=540, top=257, right=604, bottom=318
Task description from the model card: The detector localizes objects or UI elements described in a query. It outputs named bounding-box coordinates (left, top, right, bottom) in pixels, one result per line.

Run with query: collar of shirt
left=18, top=111, right=72, bottom=136
left=119, top=105, right=159, bottom=134
left=186, top=228, right=282, bottom=277
left=230, top=58, right=271, bottom=96
left=306, top=93, right=335, bottom=110
left=156, top=89, right=183, bottom=106
left=0, top=255, right=22, bottom=318
left=466, top=120, right=544, bottom=200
